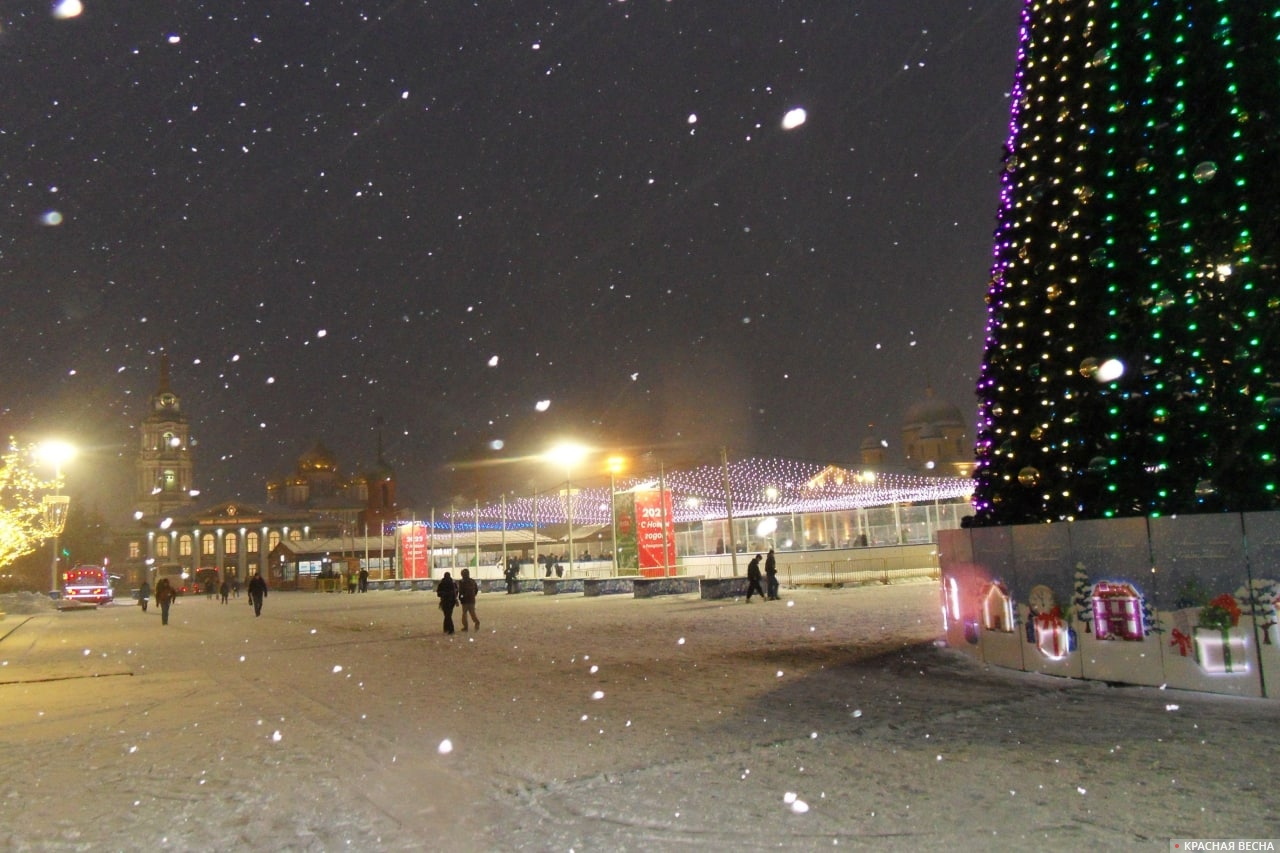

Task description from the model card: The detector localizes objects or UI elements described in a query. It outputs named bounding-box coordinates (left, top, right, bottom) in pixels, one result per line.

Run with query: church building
left=114, top=359, right=400, bottom=588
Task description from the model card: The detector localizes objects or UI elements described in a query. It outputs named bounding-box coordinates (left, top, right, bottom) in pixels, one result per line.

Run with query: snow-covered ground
left=2, top=582, right=1278, bottom=851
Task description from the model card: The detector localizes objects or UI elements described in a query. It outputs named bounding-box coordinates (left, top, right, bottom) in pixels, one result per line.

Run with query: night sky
left=2, top=1, right=1023, bottom=514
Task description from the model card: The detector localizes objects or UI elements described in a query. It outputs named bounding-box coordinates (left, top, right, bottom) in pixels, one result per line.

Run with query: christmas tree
left=970, top=2, right=1280, bottom=525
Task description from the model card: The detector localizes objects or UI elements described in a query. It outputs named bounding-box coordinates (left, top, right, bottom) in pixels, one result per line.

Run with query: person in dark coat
left=155, top=577, right=175, bottom=625
left=745, top=554, right=765, bottom=602
left=358, top=567, right=369, bottom=593
left=765, top=548, right=780, bottom=600
left=248, top=573, right=268, bottom=617
left=458, top=568, right=480, bottom=632
left=436, top=571, right=458, bottom=635
left=504, top=556, right=519, bottom=594
left=219, top=578, right=230, bottom=604
left=138, top=579, right=151, bottom=612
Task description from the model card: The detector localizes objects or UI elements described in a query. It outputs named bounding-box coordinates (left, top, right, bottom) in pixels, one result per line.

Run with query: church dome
left=298, top=441, right=338, bottom=472
left=903, top=387, right=966, bottom=430
left=917, top=422, right=944, bottom=440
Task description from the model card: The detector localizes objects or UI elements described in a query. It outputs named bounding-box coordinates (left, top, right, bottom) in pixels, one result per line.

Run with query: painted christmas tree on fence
left=970, top=1, right=1280, bottom=526
left=1072, top=562, right=1093, bottom=634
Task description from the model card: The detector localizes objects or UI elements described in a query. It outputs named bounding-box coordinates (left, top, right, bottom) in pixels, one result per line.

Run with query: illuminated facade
left=118, top=367, right=399, bottom=585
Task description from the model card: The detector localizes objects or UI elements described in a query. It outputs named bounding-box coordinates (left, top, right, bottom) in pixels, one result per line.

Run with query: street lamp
left=37, top=440, right=76, bottom=596
left=607, top=456, right=626, bottom=574
left=545, top=442, right=591, bottom=579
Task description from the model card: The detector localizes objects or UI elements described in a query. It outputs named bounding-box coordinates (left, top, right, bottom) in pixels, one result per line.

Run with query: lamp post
left=545, top=442, right=590, bottom=579
left=37, top=440, right=76, bottom=596
left=607, top=456, right=626, bottom=575
left=41, top=495, right=70, bottom=596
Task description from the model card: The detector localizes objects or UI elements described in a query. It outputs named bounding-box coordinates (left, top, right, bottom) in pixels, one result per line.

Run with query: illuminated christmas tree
left=0, top=440, right=61, bottom=571
left=971, top=2, right=1280, bottom=525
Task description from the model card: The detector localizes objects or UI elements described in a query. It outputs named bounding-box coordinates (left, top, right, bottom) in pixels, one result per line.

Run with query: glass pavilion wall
left=678, top=497, right=972, bottom=558
left=425, top=458, right=976, bottom=567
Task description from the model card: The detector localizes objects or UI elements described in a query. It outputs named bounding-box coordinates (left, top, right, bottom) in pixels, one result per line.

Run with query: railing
left=783, top=559, right=938, bottom=587
left=300, top=548, right=939, bottom=588
left=683, top=543, right=940, bottom=581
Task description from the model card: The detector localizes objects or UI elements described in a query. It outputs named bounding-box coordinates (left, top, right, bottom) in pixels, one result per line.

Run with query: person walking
left=358, top=567, right=369, bottom=593
left=138, top=579, right=151, bottom=613
left=219, top=578, right=230, bottom=604
left=765, top=548, right=780, bottom=600
left=458, top=568, right=480, bottom=632
left=155, top=577, right=175, bottom=625
left=248, top=572, right=268, bottom=617
left=436, top=571, right=458, bottom=635
left=745, top=554, right=765, bottom=602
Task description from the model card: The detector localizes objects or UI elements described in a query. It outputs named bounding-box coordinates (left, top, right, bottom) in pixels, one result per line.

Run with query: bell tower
left=135, top=355, right=197, bottom=518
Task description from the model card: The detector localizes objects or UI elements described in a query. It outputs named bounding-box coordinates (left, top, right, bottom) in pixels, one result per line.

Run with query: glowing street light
left=545, top=442, right=591, bottom=578
left=37, top=440, right=77, bottom=596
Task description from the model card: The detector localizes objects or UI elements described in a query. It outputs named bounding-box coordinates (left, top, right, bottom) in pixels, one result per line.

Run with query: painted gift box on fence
left=1193, top=627, right=1248, bottom=674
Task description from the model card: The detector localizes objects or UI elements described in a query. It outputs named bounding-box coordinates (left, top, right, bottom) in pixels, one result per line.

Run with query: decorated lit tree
left=0, top=440, right=61, bottom=570
left=970, top=2, right=1280, bottom=525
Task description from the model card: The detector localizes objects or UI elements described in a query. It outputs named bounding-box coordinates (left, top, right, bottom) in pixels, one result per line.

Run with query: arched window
left=224, top=532, right=238, bottom=554
left=202, top=534, right=216, bottom=556
left=246, top=532, right=260, bottom=553
left=288, top=529, right=302, bottom=543
left=179, top=535, right=193, bottom=556
left=156, top=537, right=170, bottom=558
left=268, top=531, right=281, bottom=551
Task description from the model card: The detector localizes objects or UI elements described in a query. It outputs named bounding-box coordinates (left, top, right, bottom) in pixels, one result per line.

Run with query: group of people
left=342, top=568, right=370, bottom=593
left=137, top=573, right=269, bottom=624
left=434, top=568, right=479, bottom=635
left=204, top=576, right=241, bottom=602
left=745, top=548, right=781, bottom=602
left=134, top=555, right=780, bottom=639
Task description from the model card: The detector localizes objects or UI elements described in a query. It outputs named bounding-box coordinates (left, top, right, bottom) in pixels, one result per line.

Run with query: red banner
left=401, top=523, right=429, bottom=579
left=636, top=489, right=676, bottom=577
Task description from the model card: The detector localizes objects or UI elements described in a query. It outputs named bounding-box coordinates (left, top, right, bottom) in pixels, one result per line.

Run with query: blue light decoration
left=970, top=0, right=1280, bottom=526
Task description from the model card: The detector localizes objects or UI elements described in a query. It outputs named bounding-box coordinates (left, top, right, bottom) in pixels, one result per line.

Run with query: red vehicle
left=63, top=565, right=114, bottom=605
left=194, top=567, right=221, bottom=595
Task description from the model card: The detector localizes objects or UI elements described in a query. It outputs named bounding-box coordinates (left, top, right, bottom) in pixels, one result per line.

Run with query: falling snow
left=3, top=4, right=1021, bottom=509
